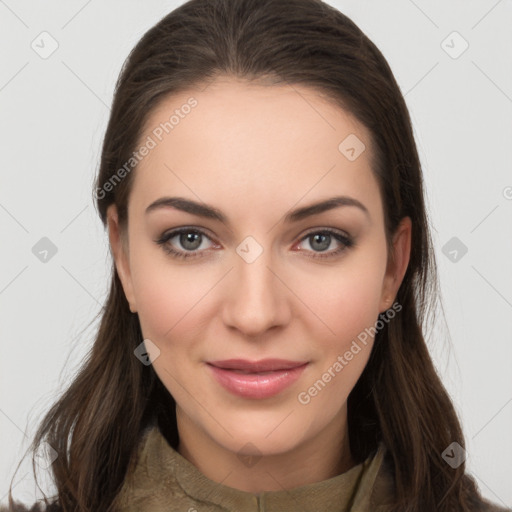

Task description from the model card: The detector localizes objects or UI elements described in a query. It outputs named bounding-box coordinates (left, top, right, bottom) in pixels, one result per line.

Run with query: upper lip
left=207, top=359, right=308, bottom=372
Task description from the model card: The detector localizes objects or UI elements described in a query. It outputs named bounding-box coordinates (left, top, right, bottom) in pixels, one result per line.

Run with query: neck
left=175, top=405, right=355, bottom=493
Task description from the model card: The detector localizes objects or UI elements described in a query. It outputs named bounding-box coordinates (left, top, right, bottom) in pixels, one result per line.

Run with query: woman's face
left=108, top=76, right=411, bottom=459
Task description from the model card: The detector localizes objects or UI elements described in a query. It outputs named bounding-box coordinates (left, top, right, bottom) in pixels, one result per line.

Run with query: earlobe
left=379, top=216, right=412, bottom=312
left=106, top=205, right=137, bottom=313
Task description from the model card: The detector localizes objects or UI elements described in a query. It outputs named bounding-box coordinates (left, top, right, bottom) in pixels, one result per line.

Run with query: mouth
left=205, top=359, right=309, bottom=399
left=207, top=358, right=308, bottom=372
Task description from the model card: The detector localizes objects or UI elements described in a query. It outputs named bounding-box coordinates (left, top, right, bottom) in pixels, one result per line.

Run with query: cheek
left=130, top=258, right=208, bottom=396
left=300, top=254, right=386, bottom=415
left=296, top=276, right=379, bottom=421
left=291, top=255, right=386, bottom=343
left=129, top=244, right=215, bottom=341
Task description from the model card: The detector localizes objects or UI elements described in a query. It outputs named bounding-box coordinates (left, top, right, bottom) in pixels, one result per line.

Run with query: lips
left=206, top=359, right=309, bottom=399
left=207, top=358, right=308, bottom=372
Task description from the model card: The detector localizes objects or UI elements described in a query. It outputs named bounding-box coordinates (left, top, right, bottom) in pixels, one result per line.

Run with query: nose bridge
left=223, top=235, right=289, bottom=335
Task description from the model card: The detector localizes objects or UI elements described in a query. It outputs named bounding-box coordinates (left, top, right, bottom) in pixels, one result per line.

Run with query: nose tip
left=221, top=255, right=290, bottom=337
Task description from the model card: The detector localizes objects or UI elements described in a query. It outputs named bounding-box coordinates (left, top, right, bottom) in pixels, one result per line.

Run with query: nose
left=221, top=248, right=291, bottom=338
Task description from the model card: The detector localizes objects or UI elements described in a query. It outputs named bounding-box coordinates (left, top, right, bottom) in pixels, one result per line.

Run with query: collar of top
left=121, top=423, right=392, bottom=512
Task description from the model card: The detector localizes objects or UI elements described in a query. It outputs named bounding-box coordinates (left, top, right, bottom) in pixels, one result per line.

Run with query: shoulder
left=368, top=446, right=396, bottom=509
left=368, top=448, right=511, bottom=512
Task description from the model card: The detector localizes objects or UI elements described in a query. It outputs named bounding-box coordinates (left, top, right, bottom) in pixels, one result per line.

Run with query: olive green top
left=3, top=424, right=510, bottom=511
left=112, top=424, right=395, bottom=511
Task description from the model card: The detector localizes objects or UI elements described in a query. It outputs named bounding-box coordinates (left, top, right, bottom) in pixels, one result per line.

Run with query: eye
left=155, top=227, right=354, bottom=260
left=295, top=229, right=354, bottom=259
left=155, top=227, right=217, bottom=260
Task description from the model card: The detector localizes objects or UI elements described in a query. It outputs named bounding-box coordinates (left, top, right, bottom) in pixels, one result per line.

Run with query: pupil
left=312, top=234, right=330, bottom=251
left=181, top=232, right=201, bottom=250
left=178, top=232, right=331, bottom=252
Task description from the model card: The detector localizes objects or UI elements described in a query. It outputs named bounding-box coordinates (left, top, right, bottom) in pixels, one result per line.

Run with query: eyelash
left=154, top=227, right=354, bottom=260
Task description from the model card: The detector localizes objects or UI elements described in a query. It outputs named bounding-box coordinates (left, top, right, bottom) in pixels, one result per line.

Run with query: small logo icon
left=32, top=237, right=58, bottom=263
left=441, top=31, right=469, bottom=59
left=338, top=134, right=366, bottom=161
left=442, top=441, right=466, bottom=469
left=35, top=441, right=58, bottom=469
left=236, top=236, right=263, bottom=264
left=31, top=31, right=59, bottom=59
left=134, top=339, right=161, bottom=366
left=237, top=442, right=262, bottom=468
left=442, top=236, right=468, bottom=263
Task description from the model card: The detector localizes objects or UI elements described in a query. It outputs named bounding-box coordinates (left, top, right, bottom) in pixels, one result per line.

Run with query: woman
left=3, top=0, right=509, bottom=510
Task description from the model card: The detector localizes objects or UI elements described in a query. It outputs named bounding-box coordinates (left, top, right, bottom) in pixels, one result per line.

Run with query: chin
left=207, top=414, right=311, bottom=456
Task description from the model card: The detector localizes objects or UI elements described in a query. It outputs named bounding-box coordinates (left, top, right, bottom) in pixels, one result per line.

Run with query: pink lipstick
left=206, top=358, right=308, bottom=399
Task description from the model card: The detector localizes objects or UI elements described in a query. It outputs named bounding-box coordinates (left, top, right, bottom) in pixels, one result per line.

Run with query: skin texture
left=107, top=76, right=411, bottom=493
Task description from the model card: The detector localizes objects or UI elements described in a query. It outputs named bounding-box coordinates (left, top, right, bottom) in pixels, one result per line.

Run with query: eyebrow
left=145, top=195, right=370, bottom=224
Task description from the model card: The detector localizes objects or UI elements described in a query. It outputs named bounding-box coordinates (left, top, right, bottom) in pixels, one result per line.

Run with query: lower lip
left=206, top=363, right=308, bottom=399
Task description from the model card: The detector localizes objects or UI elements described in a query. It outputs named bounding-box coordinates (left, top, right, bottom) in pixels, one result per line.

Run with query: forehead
left=130, top=77, right=381, bottom=222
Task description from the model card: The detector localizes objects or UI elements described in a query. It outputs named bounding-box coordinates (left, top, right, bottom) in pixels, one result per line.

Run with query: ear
left=106, top=204, right=137, bottom=313
left=379, top=216, right=412, bottom=313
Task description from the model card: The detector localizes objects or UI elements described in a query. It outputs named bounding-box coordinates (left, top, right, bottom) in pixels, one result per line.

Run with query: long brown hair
left=6, top=0, right=492, bottom=510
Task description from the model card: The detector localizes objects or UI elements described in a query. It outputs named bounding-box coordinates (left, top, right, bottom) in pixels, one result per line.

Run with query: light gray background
left=1, top=0, right=511, bottom=507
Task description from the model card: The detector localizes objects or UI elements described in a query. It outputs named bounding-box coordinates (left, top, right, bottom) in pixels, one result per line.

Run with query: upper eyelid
left=159, top=226, right=217, bottom=245
left=159, top=226, right=351, bottom=248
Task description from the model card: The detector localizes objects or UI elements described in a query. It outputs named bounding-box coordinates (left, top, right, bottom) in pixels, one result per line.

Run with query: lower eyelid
left=296, top=233, right=352, bottom=256
left=161, top=230, right=216, bottom=253
left=157, top=228, right=352, bottom=258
